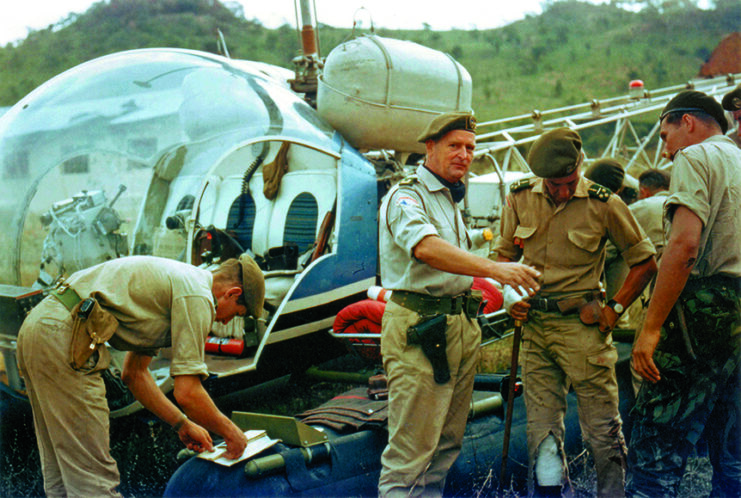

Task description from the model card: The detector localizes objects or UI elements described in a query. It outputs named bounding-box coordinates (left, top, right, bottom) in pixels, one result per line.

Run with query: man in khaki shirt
left=495, top=128, right=656, bottom=497
left=17, top=254, right=264, bottom=497
left=377, top=111, right=540, bottom=497
left=628, top=90, right=741, bottom=497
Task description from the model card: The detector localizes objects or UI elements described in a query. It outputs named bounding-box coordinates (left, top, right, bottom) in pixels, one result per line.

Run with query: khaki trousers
left=17, top=297, right=122, bottom=497
left=522, top=311, right=626, bottom=498
left=378, top=301, right=480, bottom=498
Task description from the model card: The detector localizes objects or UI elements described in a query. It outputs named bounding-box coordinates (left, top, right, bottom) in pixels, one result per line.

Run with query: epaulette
left=509, top=178, right=534, bottom=193
left=588, top=183, right=611, bottom=202
left=398, top=175, right=419, bottom=187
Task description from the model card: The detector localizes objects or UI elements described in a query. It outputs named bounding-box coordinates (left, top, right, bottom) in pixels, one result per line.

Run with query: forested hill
left=0, top=0, right=739, bottom=120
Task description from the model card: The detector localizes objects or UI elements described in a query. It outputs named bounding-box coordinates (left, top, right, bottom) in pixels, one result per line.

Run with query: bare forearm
left=415, top=236, right=540, bottom=292
left=642, top=207, right=701, bottom=331
left=122, top=352, right=185, bottom=428
left=642, top=243, right=693, bottom=331
left=611, top=257, right=657, bottom=309
left=414, top=235, right=499, bottom=277
left=174, top=378, right=233, bottom=435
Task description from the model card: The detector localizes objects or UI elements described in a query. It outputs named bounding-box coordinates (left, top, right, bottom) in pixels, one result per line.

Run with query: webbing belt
left=390, top=290, right=479, bottom=316
left=49, top=284, right=83, bottom=312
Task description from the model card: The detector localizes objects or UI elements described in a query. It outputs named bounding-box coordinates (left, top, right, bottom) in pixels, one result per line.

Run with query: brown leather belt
left=529, top=290, right=602, bottom=314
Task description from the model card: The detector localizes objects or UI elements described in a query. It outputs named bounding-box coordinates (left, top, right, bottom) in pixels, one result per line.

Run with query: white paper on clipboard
left=197, top=429, right=280, bottom=466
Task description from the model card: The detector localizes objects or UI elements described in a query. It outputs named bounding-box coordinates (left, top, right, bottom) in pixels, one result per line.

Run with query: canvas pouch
left=69, top=294, right=118, bottom=371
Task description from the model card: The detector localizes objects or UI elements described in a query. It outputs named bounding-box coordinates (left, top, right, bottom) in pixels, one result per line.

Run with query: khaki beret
left=722, top=84, right=741, bottom=111
left=584, top=158, right=625, bottom=193
left=527, top=128, right=582, bottom=178
left=660, top=90, right=728, bottom=134
left=417, top=111, right=476, bottom=143
left=238, top=253, right=265, bottom=319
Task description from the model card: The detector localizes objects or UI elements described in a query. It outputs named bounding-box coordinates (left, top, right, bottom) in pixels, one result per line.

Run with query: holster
left=407, top=314, right=450, bottom=384
left=578, top=298, right=613, bottom=334
left=69, top=295, right=118, bottom=371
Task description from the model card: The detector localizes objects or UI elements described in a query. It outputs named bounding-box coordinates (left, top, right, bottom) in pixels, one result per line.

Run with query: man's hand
left=221, top=422, right=248, bottom=459
left=509, top=300, right=531, bottom=322
left=177, top=420, right=213, bottom=453
left=632, top=327, right=662, bottom=383
left=491, top=262, right=541, bottom=296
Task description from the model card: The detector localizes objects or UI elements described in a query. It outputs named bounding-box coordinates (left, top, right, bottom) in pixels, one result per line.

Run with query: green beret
left=527, top=128, right=582, bottom=178
left=722, top=84, right=741, bottom=112
left=417, top=111, right=476, bottom=143
left=239, top=253, right=265, bottom=319
left=584, top=158, right=624, bottom=193
left=660, top=90, right=728, bottom=134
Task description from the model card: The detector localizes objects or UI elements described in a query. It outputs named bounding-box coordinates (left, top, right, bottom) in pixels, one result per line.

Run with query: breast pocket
left=567, top=230, right=602, bottom=253
left=513, top=225, right=537, bottom=246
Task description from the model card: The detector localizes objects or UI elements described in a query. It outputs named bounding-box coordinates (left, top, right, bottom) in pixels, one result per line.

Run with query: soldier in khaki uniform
left=495, top=128, right=657, bottom=497
left=17, top=255, right=264, bottom=497
left=628, top=91, right=741, bottom=497
left=377, top=111, right=541, bottom=497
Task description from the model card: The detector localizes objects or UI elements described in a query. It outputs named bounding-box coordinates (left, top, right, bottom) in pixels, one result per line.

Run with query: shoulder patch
left=509, top=178, right=534, bottom=193
left=588, top=184, right=611, bottom=202
left=395, top=195, right=420, bottom=208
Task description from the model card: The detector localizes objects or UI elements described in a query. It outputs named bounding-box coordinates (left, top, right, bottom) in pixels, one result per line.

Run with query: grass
left=0, top=348, right=717, bottom=497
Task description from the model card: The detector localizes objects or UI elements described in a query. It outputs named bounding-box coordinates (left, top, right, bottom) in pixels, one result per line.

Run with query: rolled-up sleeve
left=606, top=197, right=656, bottom=267
left=663, top=152, right=710, bottom=226
left=494, top=198, right=522, bottom=261
left=169, top=295, right=214, bottom=379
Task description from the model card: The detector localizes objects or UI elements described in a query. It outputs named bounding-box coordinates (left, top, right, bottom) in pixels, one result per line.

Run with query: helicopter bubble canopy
left=0, top=48, right=338, bottom=286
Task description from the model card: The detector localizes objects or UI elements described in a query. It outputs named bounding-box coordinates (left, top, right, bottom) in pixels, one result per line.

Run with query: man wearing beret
left=495, top=128, right=657, bottom=496
left=377, top=111, right=541, bottom=497
left=17, top=254, right=264, bottom=496
left=627, top=90, right=741, bottom=496
left=584, top=158, right=626, bottom=195
left=722, top=83, right=741, bottom=146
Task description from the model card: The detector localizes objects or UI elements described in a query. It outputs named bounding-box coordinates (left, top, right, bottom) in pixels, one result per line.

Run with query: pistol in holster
left=407, top=314, right=450, bottom=384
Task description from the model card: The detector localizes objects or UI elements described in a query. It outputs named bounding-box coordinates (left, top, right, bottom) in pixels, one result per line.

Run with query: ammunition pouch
left=69, top=295, right=118, bottom=371
left=407, top=314, right=450, bottom=384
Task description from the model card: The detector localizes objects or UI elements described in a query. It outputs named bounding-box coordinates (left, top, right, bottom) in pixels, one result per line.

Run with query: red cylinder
left=204, top=336, right=245, bottom=356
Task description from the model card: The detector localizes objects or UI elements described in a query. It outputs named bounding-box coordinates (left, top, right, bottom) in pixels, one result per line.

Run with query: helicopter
left=0, top=0, right=477, bottom=416
left=1, top=0, right=738, bottom=418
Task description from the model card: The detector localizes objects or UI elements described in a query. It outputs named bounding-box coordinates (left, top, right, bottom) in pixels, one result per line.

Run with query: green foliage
left=0, top=0, right=739, bottom=122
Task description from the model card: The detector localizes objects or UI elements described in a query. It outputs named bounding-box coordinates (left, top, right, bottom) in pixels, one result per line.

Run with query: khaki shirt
left=379, top=165, right=473, bottom=296
left=664, top=134, right=741, bottom=278
left=68, top=256, right=214, bottom=378
left=495, top=176, right=655, bottom=294
left=630, top=191, right=668, bottom=258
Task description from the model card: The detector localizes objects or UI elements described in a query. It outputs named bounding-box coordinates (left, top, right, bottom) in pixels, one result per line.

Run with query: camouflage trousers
left=626, top=277, right=741, bottom=497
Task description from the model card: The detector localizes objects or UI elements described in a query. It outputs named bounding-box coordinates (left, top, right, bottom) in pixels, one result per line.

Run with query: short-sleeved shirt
left=630, top=191, right=668, bottom=257
left=495, top=175, right=655, bottom=293
left=379, top=165, right=473, bottom=296
left=663, top=135, right=741, bottom=278
left=67, top=256, right=214, bottom=378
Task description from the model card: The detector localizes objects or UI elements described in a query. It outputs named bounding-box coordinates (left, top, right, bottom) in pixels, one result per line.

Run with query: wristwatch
left=607, top=299, right=624, bottom=315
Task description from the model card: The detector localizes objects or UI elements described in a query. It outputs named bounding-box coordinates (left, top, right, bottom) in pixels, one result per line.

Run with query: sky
left=2, top=0, right=570, bottom=46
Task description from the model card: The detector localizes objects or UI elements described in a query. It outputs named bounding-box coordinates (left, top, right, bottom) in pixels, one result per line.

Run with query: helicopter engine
left=37, top=185, right=128, bottom=287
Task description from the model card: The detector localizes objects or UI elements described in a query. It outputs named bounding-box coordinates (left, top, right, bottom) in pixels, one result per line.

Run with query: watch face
left=612, top=302, right=624, bottom=314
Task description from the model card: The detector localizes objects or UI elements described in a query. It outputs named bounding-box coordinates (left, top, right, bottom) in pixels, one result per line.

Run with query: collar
left=531, top=175, right=591, bottom=201
left=418, top=165, right=466, bottom=202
